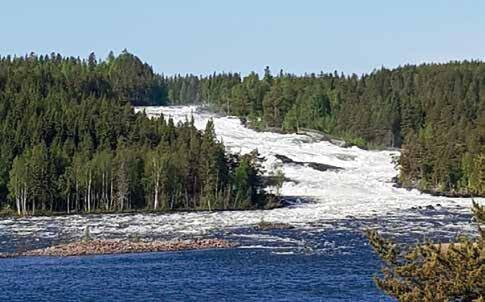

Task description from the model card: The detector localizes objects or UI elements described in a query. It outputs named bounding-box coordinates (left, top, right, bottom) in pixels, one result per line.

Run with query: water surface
left=0, top=106, right=480, bottom=301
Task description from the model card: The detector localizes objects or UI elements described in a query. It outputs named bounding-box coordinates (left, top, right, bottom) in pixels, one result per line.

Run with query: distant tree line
left=164, top=64, right=485, bottom=197
left=0, top=51, right=269, bottom=215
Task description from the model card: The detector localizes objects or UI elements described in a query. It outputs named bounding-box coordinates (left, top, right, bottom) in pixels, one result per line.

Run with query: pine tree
left=367, top=201, right=484, bottom=301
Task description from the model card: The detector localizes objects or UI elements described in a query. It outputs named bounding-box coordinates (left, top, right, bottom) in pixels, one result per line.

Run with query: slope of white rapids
left=0, top=105, right=481, bottom=248
left=133, top=106, right=480, bottom=226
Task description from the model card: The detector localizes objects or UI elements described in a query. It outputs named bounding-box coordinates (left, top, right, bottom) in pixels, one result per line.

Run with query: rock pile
left=255, top=221, right=294, bottom=230
left=3, top=239, right=234, bottom=258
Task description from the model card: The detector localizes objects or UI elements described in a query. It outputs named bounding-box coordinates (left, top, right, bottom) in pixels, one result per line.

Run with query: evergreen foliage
left=366, top=201, right=484, bottom=301
left=0, top=52, right=268, bottom=215
left=165, top=64, right=485, bottom=196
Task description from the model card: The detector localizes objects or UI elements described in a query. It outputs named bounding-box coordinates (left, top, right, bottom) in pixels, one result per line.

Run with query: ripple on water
left=0, top=106, right=481, bottom=301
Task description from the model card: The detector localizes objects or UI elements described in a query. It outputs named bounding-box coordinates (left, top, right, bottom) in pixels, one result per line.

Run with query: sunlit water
left=0, top=106, right=481, bottom=301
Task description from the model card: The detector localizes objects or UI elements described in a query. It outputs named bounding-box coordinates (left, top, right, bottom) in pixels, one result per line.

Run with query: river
left=0, top=106, right=480, bottom=301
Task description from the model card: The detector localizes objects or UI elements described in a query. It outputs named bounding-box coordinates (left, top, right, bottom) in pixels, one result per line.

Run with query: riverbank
left=392, top=178, right=484, bottom=198
left=0, top=239, right=235, bottom=258
left=0, top=196, right=283, bottom=218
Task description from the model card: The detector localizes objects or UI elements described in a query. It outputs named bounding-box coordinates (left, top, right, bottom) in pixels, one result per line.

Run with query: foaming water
left=0, top=209, right=474, bottom=301
left=136, top=106, right=480, bottom=220
left=0, top=106, right=480, bottom=251
left=0, top=106, right=481, bottom=301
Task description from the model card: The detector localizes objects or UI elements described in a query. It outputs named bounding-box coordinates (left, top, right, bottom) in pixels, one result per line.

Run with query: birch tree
left=144, top=148, right=169, bottom=210
left=8, top=154, right=30, bottom=215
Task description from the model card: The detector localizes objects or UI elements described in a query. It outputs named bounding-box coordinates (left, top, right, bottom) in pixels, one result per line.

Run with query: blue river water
left=0, top=206, right=473, bottom=301
left=0, top=236, right=388, bottom=302
left=1, top=105, right=478, bottom=301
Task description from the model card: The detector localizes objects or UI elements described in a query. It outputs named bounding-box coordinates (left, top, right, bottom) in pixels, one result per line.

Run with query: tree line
left=164, top=64, right=485, bottom=197
left=0, top=52, right=269, bottom=215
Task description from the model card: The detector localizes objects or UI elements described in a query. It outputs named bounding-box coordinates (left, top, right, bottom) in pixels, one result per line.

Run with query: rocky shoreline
left=392, top=177, right=481, bottom=198
left=0, top=239, right=235, bottom=258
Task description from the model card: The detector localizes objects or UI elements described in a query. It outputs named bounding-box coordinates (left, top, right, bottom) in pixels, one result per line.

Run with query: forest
left=0, top=51, right=269, bottom=215
left=0, top=51, right=484, bottom=216
left=165, top=64, right=485, bottom=197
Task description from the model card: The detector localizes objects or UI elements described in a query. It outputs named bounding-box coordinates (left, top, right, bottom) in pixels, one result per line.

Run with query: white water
left=0, top=106, right=481, bottom=245
left=135, top=105, right=477, bottom=223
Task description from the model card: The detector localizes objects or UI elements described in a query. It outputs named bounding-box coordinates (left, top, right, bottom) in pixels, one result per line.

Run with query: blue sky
left=1, top=0, right=484, bottom=76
